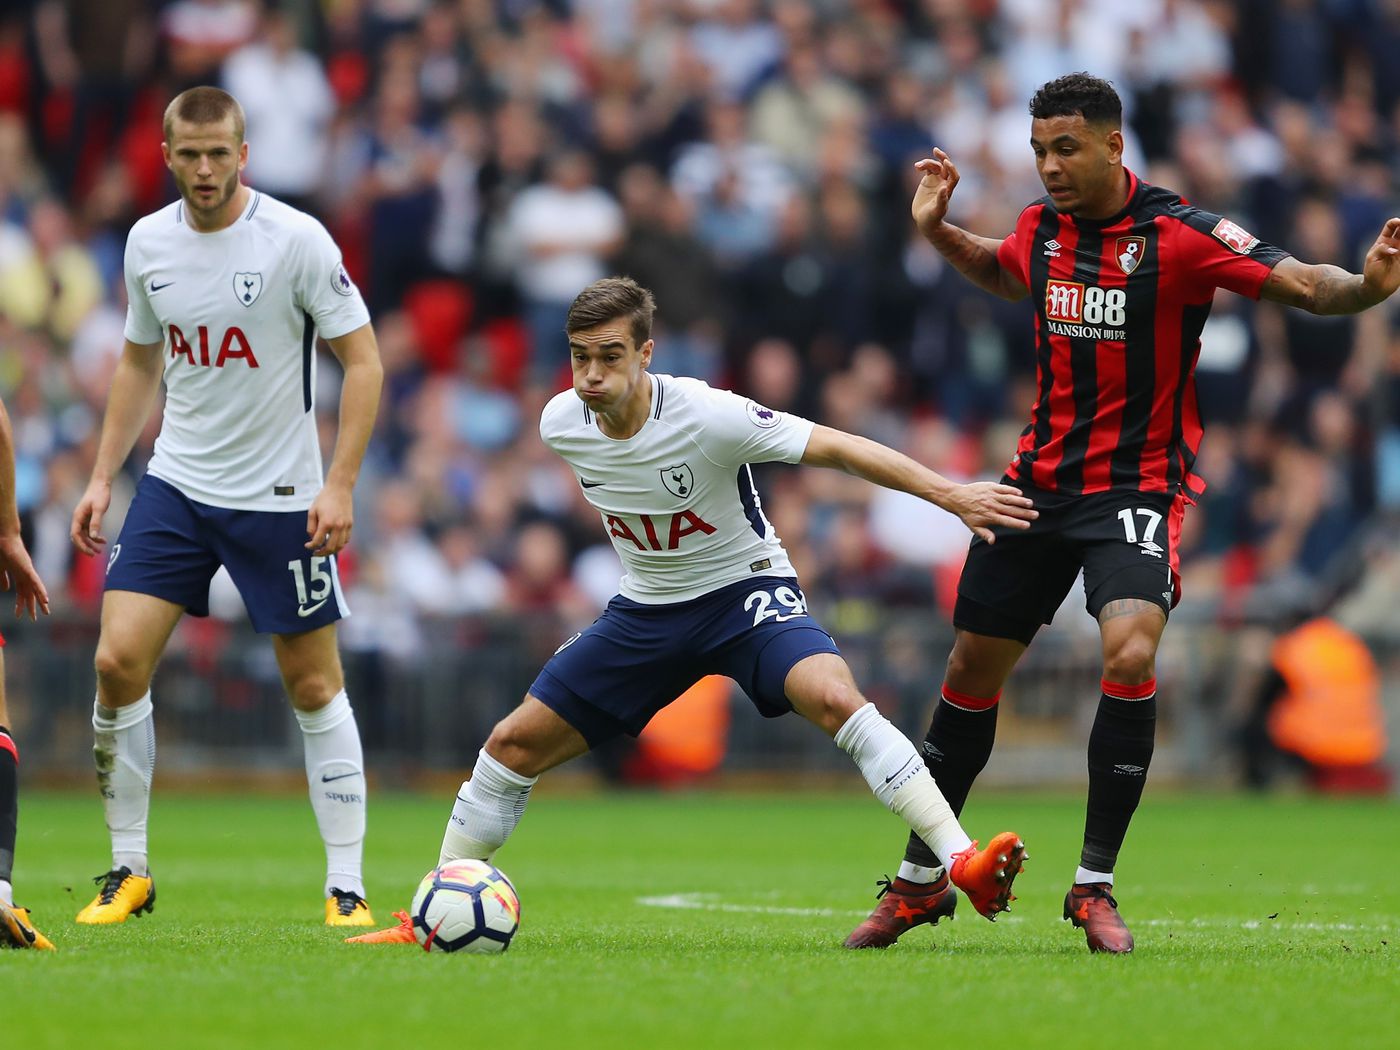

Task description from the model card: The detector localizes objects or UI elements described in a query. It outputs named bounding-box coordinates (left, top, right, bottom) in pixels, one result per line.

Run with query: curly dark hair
left=566, top=276, right=656, bottom=347
left=1029, top=73, right=1122, bottom=127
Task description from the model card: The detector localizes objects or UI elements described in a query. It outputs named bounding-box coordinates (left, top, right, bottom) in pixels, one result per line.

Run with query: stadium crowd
left=2, top=0, right=1399, bottom=665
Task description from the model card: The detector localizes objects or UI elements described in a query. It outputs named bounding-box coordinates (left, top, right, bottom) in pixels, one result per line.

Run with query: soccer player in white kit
left=68, top=87, right=384, bottom=926
left=350, top=277, right=1035, bottom=945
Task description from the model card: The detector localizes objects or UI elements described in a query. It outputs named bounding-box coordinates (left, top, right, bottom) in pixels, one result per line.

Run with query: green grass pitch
left=4, top=789, right=1397, bottom=1049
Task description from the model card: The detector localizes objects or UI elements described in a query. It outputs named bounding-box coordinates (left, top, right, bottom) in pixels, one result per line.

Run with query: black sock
left=0, top=726, right=17, bottom=887
left=1081, top=681, right=1157, bottom=874
left=903, top=689, right=999, bottom=869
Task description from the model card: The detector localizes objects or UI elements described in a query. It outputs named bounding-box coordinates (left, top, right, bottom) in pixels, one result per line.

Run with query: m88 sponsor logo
left=1044, top=280, right=1127, bottom=340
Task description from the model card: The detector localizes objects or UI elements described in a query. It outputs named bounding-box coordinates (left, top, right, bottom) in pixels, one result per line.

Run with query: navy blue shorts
left=530, top=576, right=840, bottom=747
left=104, top=474, right=349, bottom=635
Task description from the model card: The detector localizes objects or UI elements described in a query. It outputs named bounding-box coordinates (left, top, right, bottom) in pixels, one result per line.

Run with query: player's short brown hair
left=565, top=277, right=656, bottom=348
left=163, top=86, right=246, bottom=144
left=1029, top=73, right=1122, bottom=128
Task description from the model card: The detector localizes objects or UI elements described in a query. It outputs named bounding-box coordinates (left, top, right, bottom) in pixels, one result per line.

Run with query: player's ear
left=161, top=142, right=172, bottom=169
left=640, top=338, right=654, bottom=366
left=238, top=140, right=249, bottom=171
left=1104, top=127, right=1124, bottom=164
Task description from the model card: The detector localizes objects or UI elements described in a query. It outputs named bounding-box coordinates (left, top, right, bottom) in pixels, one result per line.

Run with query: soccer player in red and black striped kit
left=846, top=73, right=1400, bottom=954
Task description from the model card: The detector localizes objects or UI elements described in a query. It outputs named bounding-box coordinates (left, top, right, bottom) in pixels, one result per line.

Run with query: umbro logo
left=1043, top=239, right=1062, bottom=258
left=1114, top=764, right=1146, bottom=775
left=1138, top=541, right=1165, bottom=557
left=922, top=742, right=944, bottom=760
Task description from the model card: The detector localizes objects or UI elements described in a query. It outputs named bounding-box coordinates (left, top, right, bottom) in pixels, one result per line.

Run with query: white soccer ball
left=410, top=858, right=521, bottom=954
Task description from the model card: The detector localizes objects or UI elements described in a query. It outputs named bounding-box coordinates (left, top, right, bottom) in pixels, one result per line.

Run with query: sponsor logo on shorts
left=297, top=598, right=329, bottom=618
left=106, top=543, right=122, bottom=573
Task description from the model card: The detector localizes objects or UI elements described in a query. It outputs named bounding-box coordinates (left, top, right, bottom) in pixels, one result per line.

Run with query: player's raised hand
left=0, top=532, right=49, bottom=620
left=306, top=481, right=354, bottom=556
left=947, top=482, right=1038, bottom=544
left=70, top=478, right=111, bottom=557
left=912, top=148, right=960, bottom=236
left=1362, top=217, right=1400, bottom=301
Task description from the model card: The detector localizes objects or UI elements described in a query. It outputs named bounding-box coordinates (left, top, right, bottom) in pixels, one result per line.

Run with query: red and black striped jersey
left=995, top=169, right=1289, bottom=500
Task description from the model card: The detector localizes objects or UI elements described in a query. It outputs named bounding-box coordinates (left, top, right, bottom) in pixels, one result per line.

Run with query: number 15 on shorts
left=288, top=556, right=333, bottom=618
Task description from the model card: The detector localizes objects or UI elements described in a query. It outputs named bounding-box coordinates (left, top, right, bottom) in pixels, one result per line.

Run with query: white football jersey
left=540, top=374, right=815, bottom=603
left=123, top=191, right=371, bottom=511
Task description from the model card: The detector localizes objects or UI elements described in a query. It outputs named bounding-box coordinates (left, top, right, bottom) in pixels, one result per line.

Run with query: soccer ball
left=409, top=859, right=521, bottom=953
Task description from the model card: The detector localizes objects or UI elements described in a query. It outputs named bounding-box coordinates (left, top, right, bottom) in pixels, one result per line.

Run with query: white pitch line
left=636, top=893, right=1399, bottom=933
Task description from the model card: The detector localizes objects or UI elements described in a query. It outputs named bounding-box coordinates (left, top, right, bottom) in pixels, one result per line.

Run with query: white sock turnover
left=439, top=749, right=537, bottom=865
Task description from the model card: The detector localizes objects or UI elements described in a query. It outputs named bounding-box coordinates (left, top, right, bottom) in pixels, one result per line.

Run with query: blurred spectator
left=221, top=6, right=335, bottom=214
left=505, top=150, right=623, bottom=371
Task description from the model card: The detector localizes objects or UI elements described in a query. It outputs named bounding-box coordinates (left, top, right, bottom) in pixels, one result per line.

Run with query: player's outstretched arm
left=308, top=323, right=384, bottom=556
left=0, top=398, right=48, bottom=619
left=1261, top=217, right=1400, bottom=315
left=800, top=424, right=1036, bottom=543
left=70, top=339, right=164, bottom=557
left=913, top=149, right=1028, bottom=302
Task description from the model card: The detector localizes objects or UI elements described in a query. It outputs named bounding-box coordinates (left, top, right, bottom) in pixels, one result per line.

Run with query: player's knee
left=796, top=680, right=865, bottom=736
left=285, top=671, right=338, bottom=711
left=483, top=719, right=545, bottom=778
left=93, top=643, right=151, bottom=696
left=1102, top=636, right=1158, bottom=684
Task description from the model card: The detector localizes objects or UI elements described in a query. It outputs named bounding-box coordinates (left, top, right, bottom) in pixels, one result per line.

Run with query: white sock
left=897, top=861, right=946, bottom=885
left=93, top=693, right=155, bottom=877
left=295, top=690, right=366, bottom=898
left=834, top=703, right=973, bottom=863
left=439, top=749, right=537, bottom=864
left=1076, top=865, right=1114, bottom=887
left=0, top=878, right=12, bottom=907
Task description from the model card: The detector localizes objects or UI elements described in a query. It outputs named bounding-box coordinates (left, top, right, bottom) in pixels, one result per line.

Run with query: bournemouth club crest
left=660, top=463, right=694, bottom=499
left=233, top=271, right=263, bottom=307
left=1115, top=236, right=1145, bottom=275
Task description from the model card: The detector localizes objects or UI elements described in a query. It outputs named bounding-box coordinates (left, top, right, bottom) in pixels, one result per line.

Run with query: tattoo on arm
left=1308, top=265, right=1375, bottom=314
left=1097, top=598, right=1166, bottom=624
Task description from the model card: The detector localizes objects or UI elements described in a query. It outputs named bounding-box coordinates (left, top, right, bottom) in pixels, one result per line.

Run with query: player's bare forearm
left=324, top=324, right=384, bottom=491
left=800, top=425, right=1036, bottom=541
left=802, top=424, right=956, bottom=503
left=90, top=340, right=164, bottom=483
left=922, top=221, right=1027, bottom=301
left=0, top=399, right=19, bottom=532
left=1264, top=219, right=1400, bottom=315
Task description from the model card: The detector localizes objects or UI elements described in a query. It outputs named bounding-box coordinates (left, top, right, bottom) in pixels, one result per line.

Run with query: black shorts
left=954, top=484, right=1186, bottom=645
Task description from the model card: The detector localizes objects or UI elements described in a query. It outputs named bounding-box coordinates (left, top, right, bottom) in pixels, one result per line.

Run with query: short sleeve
left=1173, top=208, right=1290, bottom=300
left=122, top=234, right=163, bottom=345
left=995, top=204, right=1040, bottom=289
left=294, top=218, right=372, bottom=340
left=691, top=384, right=815, bottom=468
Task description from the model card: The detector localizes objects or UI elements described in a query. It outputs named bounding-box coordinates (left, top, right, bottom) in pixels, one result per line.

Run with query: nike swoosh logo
left=297, top=598, right=329, bottom=618
left=884, top=756, right=917, bottom=784
left=321, top=771, right=361, bottom=783
left=151, top=281, right=173, bottom=292
left=580, top=479, right=605, bottom=488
